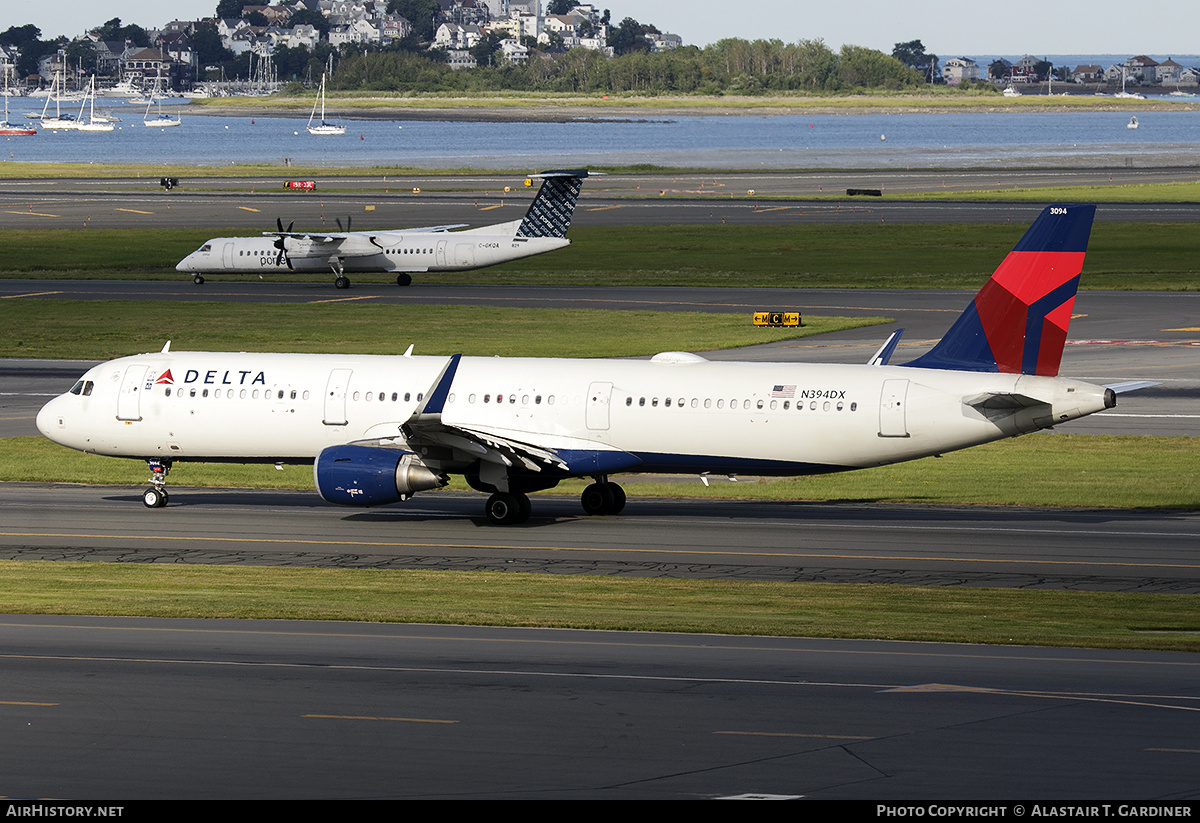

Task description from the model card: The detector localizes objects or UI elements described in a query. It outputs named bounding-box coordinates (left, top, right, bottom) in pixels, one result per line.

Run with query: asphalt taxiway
left=1, top=168, right=1199, bottom=230
left=3, top=614, right=1198, bottom=799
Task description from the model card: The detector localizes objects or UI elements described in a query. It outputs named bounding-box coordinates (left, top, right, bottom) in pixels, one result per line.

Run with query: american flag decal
left=770, top=384, right=795, bottom=398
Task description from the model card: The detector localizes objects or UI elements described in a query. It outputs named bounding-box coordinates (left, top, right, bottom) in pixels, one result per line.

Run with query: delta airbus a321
left=175, top=169, right=592, bottom=289
left=41, top=204, right=1153, bottom=525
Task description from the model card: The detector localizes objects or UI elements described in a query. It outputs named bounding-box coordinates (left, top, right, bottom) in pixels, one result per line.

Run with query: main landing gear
left=396, top=273, right=412, bottom=286
left=330, top=257, right=350, bottom=289
left=485, top=491, right=532, bottom=525
left=142, top=458, right=172, bottom=508
left=482, top=478, right=626, bottom=525
left=581, top=480, right=626, bottom=516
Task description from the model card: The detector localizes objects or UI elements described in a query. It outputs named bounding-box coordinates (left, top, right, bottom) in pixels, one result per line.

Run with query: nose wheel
left=193, top=275, right=204, bottom=285
left=143, top=487, right=169, bottom=508
left=142, top=458, right=172, bottom=508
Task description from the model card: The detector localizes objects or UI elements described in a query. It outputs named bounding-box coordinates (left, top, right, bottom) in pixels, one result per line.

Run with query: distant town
left=2, top=2, right=1197, bottom=96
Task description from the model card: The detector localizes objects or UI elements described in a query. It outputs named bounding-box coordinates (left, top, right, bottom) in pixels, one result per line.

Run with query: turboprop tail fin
left=904, top=204, right=1096, bottom=376
left=516, top=169, right=591, bottom=239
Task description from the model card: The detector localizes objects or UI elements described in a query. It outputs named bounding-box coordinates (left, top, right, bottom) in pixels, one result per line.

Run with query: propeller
left=273, top=218, right=295, bottom=269
left=335, top=215, right=352, bottom=232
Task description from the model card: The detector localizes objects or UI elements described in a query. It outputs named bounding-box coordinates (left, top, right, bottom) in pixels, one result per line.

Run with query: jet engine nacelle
left=314, top=444, right=447, bottom=506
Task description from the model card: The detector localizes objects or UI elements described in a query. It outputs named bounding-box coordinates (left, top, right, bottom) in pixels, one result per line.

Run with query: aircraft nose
left=176, top=256, right=190, bottom=272
left=36, top=395, right=63, bottom=440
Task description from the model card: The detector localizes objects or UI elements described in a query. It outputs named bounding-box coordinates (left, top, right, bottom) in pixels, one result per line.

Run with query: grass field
left=8, top=433, right=1198, bottom=509
left=1, top=561, right=1196, bottom=651
left=2, top=222, right=1199, bottom=289
left=0, top=301, right=881, bottom=360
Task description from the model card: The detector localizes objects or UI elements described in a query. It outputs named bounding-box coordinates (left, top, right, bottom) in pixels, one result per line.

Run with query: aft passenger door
left=879, top=379, right=909, bottom=438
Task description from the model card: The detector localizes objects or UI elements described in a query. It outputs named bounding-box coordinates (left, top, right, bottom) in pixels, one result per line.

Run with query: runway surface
left=1, top=169, right=1199, bottom=230
left=3, top=614, right=1199, bottom=799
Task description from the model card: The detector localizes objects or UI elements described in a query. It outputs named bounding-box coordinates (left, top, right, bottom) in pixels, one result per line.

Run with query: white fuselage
left=37, top=350, right=1113, bottom=478
left=176, top=223, right=570, bottom=275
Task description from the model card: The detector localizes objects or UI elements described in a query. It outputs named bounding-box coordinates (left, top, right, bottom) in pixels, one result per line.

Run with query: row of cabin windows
left=161, top=387, right=430, bottom=403
left=353, top=391, right=422, bottom=402
left=157, top=385, right=856, bottom=414
left=627, top=396, right=857, bottom=412
left=238, top=248, right=431, bottom=258
left=165, top=387, right=311, bottom=400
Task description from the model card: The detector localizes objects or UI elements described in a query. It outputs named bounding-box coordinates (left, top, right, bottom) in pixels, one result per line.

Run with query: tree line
left=331, top=38, right=927, bottom=94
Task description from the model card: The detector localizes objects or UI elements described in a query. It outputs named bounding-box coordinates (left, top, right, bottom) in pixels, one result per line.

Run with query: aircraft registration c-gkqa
left=174, top=169, right=592, bottom=289
left=40, top=205, right=1153, bottom=524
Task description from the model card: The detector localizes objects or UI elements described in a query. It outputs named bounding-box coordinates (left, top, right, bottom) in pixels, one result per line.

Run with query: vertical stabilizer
left=904, top=204, right=1095, bottom=376
left=516, top=169, right=590, bottom=239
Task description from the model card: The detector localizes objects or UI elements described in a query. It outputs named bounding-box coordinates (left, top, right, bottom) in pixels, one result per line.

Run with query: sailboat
left=38, top=72, right=78, bottom=130
left=143, top=96, right=181, bottom=128
left=75, top=76, right=114, bottom=132
left=0, top=68, right=36, bottom=135
left=306, top=74, right=344, bottom=135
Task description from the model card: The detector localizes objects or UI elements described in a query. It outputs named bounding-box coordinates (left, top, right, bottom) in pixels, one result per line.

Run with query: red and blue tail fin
left=903, top=204, right=1095, bottom=376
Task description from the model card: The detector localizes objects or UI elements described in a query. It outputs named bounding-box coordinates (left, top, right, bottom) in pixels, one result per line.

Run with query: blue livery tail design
left=516, top=169, right=590, bottom=239
left=904, top=204, right=1095, bottom=376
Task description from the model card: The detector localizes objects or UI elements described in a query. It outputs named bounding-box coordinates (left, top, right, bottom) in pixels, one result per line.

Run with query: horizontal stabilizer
left=963, top=391, right=1048, bottom=411
left=1104, top=380, right=1160, bottom=394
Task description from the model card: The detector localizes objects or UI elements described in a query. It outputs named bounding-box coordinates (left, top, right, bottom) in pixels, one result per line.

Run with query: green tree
left=0, top=24, right=41, bottom=49
left=891, top=39, right=929, bottom=68
left=91, top=18, right=150, bottom=47
left=471, top=32, right=504, bottom=68
left=388, top=0, right=440, bottom=41
left=609, top=17, right=661, bottom=56
left=215, top=0, right=249, bottom=18
left=64, top=38, right=97, bottom=74
left=190, top=22, right=234, bottom=68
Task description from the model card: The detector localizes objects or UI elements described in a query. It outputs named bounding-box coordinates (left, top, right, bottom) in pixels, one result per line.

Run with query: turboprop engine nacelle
left=315, top=445, right=447, bottom=506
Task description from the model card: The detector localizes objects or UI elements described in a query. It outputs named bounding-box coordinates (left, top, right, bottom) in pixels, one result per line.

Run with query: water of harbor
left=3, top=105, right=1198, bottom=169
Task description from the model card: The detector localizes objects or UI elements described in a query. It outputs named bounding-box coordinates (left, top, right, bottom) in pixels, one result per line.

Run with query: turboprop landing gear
left=581, top=478, right=626, bottom=516
left=485, top=491, right=531, bottom=525
left=143, top=458, right=172, bottom=508
left=193, top=275, right=204, bottom=285
left=330, top=257, right=350, bottom=289
left=396, top=273, right=412, bottom=286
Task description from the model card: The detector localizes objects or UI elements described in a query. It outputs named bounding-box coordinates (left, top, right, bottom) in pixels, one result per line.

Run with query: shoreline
left=188, top=93, right=1200, bottom=122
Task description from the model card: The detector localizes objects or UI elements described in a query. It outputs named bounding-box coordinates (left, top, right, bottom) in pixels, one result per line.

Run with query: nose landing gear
left=142, top=458, right=172, bottom=508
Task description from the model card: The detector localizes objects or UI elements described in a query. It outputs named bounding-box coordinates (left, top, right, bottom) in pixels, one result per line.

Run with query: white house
left=941, top=57, right=979, bottom=86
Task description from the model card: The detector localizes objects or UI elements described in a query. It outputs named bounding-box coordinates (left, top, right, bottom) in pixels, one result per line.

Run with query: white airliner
left=40, top=205, right=1151, bottom=524
left=175, top=169, right=592, bottom=289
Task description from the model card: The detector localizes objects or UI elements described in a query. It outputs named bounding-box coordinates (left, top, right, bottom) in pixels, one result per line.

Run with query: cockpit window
left=200, top=244, right=212, bottom=252
left=69, top=380, right=84, bottom=395
left=67, top=380, right=94, bottom=396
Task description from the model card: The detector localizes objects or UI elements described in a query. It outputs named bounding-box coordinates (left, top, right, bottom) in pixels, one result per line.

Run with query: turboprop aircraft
left=175, top=169, right=592, bottom=289
left=40, top=204, right=1151, bottom=524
